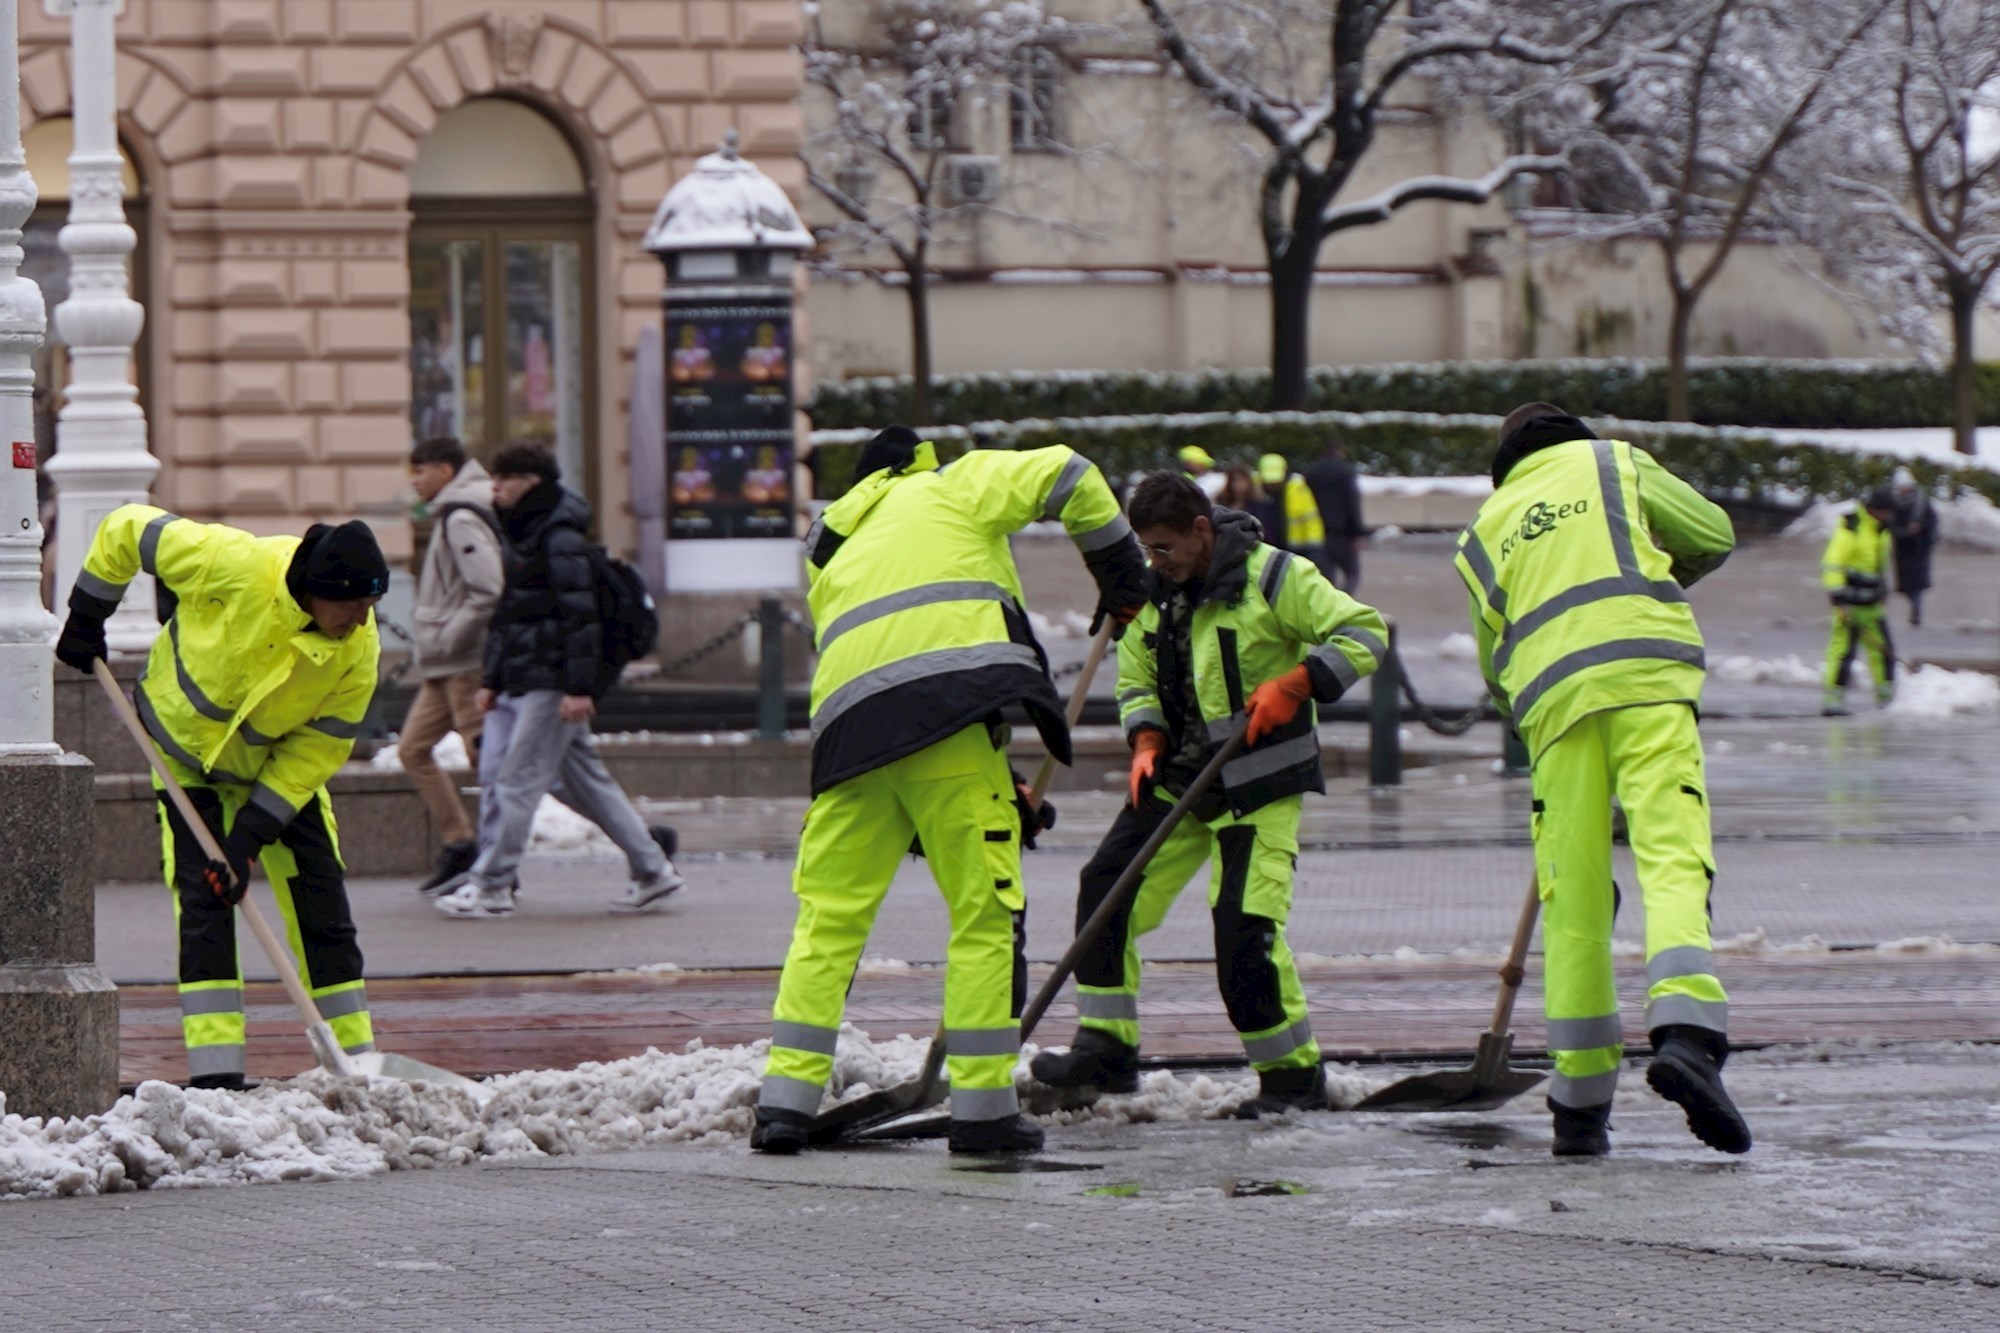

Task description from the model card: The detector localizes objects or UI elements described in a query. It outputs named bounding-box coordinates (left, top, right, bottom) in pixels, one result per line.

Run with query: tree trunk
left=1267, top=241, right=1317, bottom=412
left=905, top=252, right=934, bottom=428
left=1666, top=286, right=1696, bottom=423
left=1950, top=277, right=1977, bottom=456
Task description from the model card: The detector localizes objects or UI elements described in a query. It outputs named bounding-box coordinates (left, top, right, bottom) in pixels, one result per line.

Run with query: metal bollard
left=1368, top=623, right=1401, bottom=788
left=757, top=597, right=786, bottom=739
left=1502, top=725, right=1531, bottom=777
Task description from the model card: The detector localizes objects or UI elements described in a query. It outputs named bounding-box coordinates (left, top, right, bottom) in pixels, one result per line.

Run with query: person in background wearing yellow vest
left=753, top=427, right=1148, bottom=1156
left=1031, top=471, right=1387, bottom=1117
left=1255, top=451, right=1326, bottom=566
left=1178, top=443, right=1226, bottom=499
left=55, top=509, right=388, bottom=1090
left=1456, top=403, right=1748, bottom=1157
left=1821, top=486, right=1897, bottom=717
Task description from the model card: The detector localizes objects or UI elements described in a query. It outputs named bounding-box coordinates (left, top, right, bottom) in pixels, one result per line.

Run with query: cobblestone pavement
left=9, top=1046, right=2000, bottom=1331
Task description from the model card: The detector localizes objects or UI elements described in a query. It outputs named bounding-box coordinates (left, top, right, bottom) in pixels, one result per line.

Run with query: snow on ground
left=1709, top=653, right=1823, bottom=686
left=525, top=797, right=618, bottom=853
left=1886, top=664, right=2000, bottom=716
left=1434, top=632, right=1478, bottom=662
left=0, top=1030, right=1302, bottom=1201
left=366, top=730, right=468, bottom=772
left=1782, top=490, right=2000, bottom=549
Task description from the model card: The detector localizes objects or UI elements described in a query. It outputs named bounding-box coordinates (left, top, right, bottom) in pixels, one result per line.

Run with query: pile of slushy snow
left=1886, top=664, right=2000, bottom=716
left=1709, top=654, right=1822, bottom=686
left=367, top=730, right=469, bottom=772
left=0, top=1030, right=1349, bottom=1201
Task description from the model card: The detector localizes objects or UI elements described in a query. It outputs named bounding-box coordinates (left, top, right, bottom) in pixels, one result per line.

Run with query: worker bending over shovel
left=56, top=507, right=387, bottom=1089
left=1456, top=403, right=1748, bottom=1157
left=753, top=428, right=1147, bottom=1156
left=1032, top=471, right=1388, bottom=1117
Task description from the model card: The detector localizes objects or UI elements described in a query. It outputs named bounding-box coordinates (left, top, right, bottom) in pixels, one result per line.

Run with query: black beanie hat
left=854, top=425, right=921, bottom=481
left=293, top=520, right=390, bottom=601
left=1865, top=485, right=1895, bottom=513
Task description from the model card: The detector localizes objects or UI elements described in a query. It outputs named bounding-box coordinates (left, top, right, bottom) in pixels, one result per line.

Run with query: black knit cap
left=292, top=520, right=390, bottom=601
left=855, top=425, right=921, bottom=481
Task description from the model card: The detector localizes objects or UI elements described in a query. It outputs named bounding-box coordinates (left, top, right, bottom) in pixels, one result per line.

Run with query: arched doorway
left=408, top=98, right=595, bottom=492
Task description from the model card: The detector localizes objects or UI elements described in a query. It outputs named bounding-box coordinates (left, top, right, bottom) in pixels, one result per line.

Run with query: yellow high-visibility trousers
left=1529, top=702, right=1726, bottom=1110
left=761, top=724, right=1026, bottom=1123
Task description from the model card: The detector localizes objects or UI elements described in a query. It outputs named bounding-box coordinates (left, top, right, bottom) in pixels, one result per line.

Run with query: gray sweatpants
left=470, top=690, right=665, bottom=890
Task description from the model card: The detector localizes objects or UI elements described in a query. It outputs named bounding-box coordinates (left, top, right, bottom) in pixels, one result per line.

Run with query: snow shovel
left=806, top=624, right=1116, bottom=1145
left=1351, top=873, right=1547, bottom=1113
left=847, top=724, right=1251, bottom=1144
left=95, top=660, right=486, bottom=1100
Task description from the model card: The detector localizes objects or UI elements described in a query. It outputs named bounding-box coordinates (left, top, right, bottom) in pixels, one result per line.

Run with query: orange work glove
left=1245, top=664, right=1314, bottom=745
left=1127, top=729, right=1167, bottom=808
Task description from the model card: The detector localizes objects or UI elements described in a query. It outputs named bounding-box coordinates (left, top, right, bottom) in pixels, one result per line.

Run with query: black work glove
left=1013, top=775, right=1057, bottom=851
left=200, top=806, right=283, bottom=905
left=1084, top=537, right=1150, bottom=642
left=55, top=586, right=117, bottom=674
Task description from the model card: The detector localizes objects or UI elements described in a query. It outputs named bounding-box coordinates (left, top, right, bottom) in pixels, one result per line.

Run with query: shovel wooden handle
left=1488, top=873, right=1542, bottom=1038
left=1020, top=724, right=1248, bottom=1044
left=92, top=659, right=353, bottom=1076
left=901, top=622, right=1117, bottom=1102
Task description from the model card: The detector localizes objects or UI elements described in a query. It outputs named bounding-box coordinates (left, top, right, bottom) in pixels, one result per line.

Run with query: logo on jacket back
left=1499, top=497, right=1589, bottom=561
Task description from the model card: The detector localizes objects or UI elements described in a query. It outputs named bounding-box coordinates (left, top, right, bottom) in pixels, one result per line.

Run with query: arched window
left=408, top=99, right=594, bottom=490
left=19, top=116, right=147, bottom=467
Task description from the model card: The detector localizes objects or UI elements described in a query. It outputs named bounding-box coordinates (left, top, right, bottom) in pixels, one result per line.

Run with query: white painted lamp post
left=41, top=0, right=155, bottom=654
left=0, top=0, right=51, bottom=751
left=0, top=0, right=120, bottom=1125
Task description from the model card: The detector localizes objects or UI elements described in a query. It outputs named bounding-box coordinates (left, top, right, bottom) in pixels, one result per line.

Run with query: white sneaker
left=611, top=862, right=685, bottom=912
left=436, top=882, right=516, bottom=919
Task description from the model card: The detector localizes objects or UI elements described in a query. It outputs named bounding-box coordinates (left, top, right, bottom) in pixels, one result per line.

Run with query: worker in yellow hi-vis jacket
left=1456, top=402, right=1749, bottom=1159
left=55, top=506, right=387, bottom=1090
left=1820, top=487, right=1897, bottom=716
left=753, top=427, right=1148, bottom=1157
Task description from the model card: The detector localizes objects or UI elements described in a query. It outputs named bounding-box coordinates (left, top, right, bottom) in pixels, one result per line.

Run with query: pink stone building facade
left=19, top=0, right=805, bottom=562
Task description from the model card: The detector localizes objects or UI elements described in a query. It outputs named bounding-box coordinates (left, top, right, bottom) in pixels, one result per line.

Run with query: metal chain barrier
left=655, top=614, right=756, bottom=676
left=1393, top=650, right=1493, bottom=737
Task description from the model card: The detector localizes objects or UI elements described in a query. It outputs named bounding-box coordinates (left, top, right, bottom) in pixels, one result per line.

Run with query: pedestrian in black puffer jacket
left=435, top=443, right=686, bottom=921
left=484, top=469, right=607, bottom=699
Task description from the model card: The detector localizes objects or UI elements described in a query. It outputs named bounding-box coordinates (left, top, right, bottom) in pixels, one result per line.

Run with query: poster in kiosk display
left=643, top=135, right=813, bottom=593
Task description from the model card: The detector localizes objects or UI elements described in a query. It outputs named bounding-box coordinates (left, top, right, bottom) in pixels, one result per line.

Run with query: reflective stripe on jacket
left=1116, top=522, right=1388, bottom=816
left=79, top=504, right=380, bottom=826
left=1454, top=437, right=1734, bottom=761
left=803, top=441, right=1134, bottom=794
left=1821, top=507, right=1890, bottom=597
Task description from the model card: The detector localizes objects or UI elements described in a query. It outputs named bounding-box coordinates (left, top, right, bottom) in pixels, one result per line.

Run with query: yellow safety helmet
left=1177, top=445, right=1215, bottom=472
left=1257, top=453, right=1288, bottom=486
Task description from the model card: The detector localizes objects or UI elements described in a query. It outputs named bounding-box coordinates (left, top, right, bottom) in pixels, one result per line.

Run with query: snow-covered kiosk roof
left=643, top=132, right=812, bottom=281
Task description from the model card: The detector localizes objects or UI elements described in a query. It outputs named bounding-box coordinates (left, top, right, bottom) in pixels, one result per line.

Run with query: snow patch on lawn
left=1782, top=491, right=2000, bottom=550
left=1887, top=665, right=2000, bottom=717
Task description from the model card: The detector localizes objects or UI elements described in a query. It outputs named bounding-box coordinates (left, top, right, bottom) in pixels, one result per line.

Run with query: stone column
left=0, top=0, right=118, bottom=1123
left=41, top=0, right=156, bottom=655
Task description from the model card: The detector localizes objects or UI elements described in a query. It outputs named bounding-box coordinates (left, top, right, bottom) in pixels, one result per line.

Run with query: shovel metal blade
left=1352, top=1033, right=1546, bottom=1114
left=345, top=1050, right=493, bottom=1105
left=807, top=1076, right=948, bottom=1146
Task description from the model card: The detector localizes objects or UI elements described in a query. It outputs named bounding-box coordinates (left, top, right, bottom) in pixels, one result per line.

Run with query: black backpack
left=585, top=544, right=659, bottom=674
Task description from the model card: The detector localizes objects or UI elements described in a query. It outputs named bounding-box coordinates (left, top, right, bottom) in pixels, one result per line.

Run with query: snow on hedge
left=0, top=1032, right=1374, bottom=1200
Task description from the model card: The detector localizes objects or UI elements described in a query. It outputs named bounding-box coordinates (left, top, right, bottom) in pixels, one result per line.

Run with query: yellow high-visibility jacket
left=1456, top=437, right=1734, bottom=761
left=79, top=505, right=380, bottom=828
left=1281, top=475, right=1325, bottom=548
left=1820, top=507, right=1890, bottom=603
left=803, top=441, right=1136, bottom=794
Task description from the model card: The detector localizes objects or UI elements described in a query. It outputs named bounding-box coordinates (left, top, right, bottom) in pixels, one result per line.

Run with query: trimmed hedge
left=808, top=410, right=2000, bottom=511
left=807, top=358, right=2000, bottom=432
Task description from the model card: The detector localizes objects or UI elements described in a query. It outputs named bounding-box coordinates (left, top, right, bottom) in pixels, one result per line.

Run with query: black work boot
left=416, top=839, right=478, bottom=897
left=1028, top=1029, right=1140, bottom=1094
left=189, top=1073, right=259, bottom=1093
left=1548, top=1097, right=1612, bottom=1158
left=1646, top=1025, right=1752, bottom=1154
left=948, top=1113, right=1045, bottom=1155
left=1233, top=1063, right=1329, bottom=1119
left=750, top=1107, right=812, bottom=1155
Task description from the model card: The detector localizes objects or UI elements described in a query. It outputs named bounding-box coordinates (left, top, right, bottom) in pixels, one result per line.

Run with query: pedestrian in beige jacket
left=402, top=436, right=505, bottom=893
